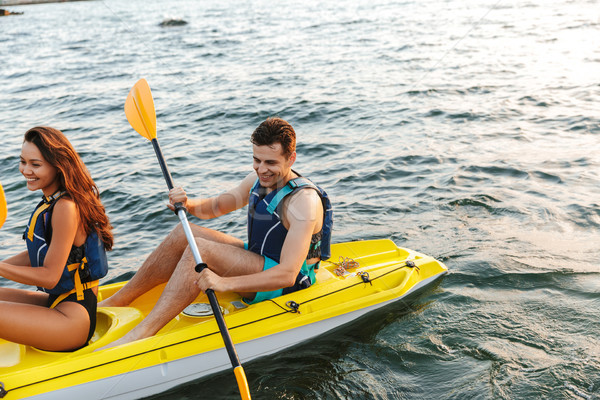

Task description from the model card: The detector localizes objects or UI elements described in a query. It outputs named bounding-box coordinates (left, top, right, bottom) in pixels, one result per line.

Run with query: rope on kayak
left=292, top=259, right=419, bottom=310
left=274, top=258, right=421, bottom=314
left=332, top=256, right=359, bottom=276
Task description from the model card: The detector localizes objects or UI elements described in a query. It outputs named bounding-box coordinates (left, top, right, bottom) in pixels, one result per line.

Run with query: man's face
left=252, top=143, right=296, bottom=189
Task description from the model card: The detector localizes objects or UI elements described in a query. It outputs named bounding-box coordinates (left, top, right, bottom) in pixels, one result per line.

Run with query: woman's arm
left=0, top=199, right=78, bottom=289
left=2, top=250, right=32, bottom=267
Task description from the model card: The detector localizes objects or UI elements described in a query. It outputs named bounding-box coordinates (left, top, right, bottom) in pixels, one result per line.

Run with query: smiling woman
left=0, top=127, right=112, bottom=352
left=20, top=141, right=60, bottom=195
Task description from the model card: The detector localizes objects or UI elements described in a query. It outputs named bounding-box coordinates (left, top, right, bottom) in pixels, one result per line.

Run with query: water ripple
left=1, top=0, right=599, bottom=398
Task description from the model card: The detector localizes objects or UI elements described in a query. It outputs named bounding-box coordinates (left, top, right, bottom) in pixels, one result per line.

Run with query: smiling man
left=100, top=117, right=332, bottom=346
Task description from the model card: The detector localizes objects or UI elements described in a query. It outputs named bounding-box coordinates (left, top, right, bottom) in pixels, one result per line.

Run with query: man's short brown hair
left=250, top=117, right=296, bottom=158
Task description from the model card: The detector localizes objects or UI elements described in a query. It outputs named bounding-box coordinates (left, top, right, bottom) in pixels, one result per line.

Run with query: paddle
left=0, top=182, right=6, bottom=229
left=124, top=79, right=251, bottom=400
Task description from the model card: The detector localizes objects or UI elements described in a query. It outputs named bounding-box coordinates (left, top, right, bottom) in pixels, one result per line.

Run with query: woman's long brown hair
left=24, top=127, right=113, bottom=251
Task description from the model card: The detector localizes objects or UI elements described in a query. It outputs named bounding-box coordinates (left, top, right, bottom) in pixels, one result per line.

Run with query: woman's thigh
left=0, top=297, right=89, bottom=351
left=0, top=287, right=48, bottom=306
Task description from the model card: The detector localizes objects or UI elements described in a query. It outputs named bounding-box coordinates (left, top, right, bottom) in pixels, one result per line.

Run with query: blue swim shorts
left=242, top=243, right=317, bottom=305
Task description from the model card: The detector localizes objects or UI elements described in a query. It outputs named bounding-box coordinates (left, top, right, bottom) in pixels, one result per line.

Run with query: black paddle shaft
left=151, top=138, right=185, bottom=214
left=151, top=139, right=174, bottom=189
left=195, top=262, right=242, bottom=367
left=149, top=136, right=242, bottom=369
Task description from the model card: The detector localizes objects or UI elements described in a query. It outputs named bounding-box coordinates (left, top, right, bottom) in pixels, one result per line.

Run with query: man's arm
left=168, top=172, right=256, bottom=219
left=195, top=189, right=322, bottom=293
left=275, top=188, right=322, bottom=283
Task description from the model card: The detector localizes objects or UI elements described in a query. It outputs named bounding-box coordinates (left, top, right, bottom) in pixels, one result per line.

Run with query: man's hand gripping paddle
left=124, top=79, right=251, bottom=400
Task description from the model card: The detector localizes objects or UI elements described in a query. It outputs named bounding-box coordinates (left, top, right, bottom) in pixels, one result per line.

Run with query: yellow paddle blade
left=234, top=366, right=252, bottom=400
left=0, top=182, right=7, bottom=229
left=124, top=78, right=157, bottom=141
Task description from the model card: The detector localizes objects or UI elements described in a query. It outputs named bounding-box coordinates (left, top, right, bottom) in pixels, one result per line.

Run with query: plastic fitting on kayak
left=406, top=260, right=420, bottom=272
left=357, top=271, right=372, bottom=285
left=286, top=301, right=300, bottom=313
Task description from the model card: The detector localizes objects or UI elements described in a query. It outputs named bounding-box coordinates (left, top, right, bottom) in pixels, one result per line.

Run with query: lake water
left=1, top=0, right=599, bottom=398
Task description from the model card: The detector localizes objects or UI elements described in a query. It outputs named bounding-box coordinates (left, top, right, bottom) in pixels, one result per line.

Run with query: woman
left=0, top=127, right=112, bottom=351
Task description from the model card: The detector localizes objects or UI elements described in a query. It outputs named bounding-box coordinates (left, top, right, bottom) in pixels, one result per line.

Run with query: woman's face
left=19, top=141, right=60, bottom=196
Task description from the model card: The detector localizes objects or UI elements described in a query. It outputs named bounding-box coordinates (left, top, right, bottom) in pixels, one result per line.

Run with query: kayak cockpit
left=0, top=306, right=143, bottom=372
left=86, top=306, right=144, bottom=351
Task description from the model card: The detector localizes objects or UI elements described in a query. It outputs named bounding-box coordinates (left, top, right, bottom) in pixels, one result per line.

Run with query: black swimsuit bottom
left=47, top=288, right=98, bottom=349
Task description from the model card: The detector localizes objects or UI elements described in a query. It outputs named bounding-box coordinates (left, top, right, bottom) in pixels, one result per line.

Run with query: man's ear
left=288, top=151, right=297, bottom=166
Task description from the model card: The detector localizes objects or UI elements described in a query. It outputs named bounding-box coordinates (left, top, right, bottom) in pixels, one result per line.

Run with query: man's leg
left=133, top=236, right=264, bottom=334
left=100, top=223, right=244, bottom=307
left=100, top=235, right=263, bottom=348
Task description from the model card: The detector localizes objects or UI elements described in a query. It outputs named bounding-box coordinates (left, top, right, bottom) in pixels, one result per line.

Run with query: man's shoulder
left=282, top=185, right=322, bottom=214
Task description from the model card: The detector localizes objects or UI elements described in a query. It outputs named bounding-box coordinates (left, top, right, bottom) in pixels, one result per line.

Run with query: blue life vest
left=23, top=192, right=109, bottom=301
left=247, top=174, right=333, bottom=263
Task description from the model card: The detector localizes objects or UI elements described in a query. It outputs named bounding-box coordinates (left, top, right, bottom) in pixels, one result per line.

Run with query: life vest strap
left=266, top=186, right=293, bottom=214
left=27, top=203, right=50, bottom=241
left=26, top=190, right=66, bottom=241
left=265, top=178, right=315, bottom=214
left=49, top=257, right=98, bottom=308
left=49, top=279, right=99, bottom=309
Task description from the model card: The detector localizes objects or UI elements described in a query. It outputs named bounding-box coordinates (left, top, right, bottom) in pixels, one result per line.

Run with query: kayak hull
left=0, top=239, right=448, bottom=399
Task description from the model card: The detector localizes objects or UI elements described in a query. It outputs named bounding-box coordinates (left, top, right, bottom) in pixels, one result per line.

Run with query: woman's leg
left=0, top=286, right=48, bottom=305
left=0, top=290, right=90, bottom=351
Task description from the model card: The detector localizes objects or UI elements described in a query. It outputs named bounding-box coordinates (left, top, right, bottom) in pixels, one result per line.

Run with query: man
left=100, top=117, right=331, bottom=346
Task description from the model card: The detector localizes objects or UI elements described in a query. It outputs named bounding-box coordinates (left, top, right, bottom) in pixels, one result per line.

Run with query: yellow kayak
left=0, top=239, right=448, bottom=399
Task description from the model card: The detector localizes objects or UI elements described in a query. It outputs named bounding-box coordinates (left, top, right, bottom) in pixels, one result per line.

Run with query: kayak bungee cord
left=276, top=259, right=422, bottom=312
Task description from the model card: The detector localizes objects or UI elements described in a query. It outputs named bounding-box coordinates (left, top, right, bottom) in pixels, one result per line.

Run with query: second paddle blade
left=0, top=182, right=6, bottom=229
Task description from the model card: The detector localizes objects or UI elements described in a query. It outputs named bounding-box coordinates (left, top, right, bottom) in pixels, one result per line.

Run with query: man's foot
left=95, top=328, right=150, bottom=352
left=97, top=298, right=117, bottom=307
left=98, top=292, right=131, bottom=308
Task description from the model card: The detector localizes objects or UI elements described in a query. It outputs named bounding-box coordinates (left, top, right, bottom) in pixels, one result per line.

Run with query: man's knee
left=170, top=222, right=184, bottom=237
left=193, top=237, right=220, bottom=265
left=165, top=223, right=192, bottom=249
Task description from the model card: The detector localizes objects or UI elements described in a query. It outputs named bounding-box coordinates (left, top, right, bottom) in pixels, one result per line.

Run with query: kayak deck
left=0, top=239, right=448, bottom=400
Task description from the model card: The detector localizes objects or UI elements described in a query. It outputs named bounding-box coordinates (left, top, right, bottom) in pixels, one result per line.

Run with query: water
left=1, top=0, right=599, bottom=398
